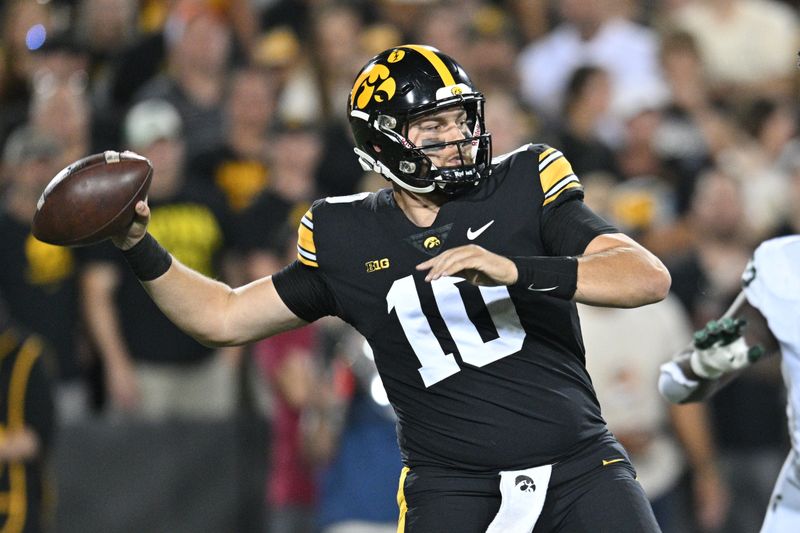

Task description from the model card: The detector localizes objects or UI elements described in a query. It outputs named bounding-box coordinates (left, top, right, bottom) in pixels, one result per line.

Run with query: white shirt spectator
left=516, top=17, right=668, bottom=129
left=671, top=0, right=800, bottom=87
left=580, top=297, right=692, bottom=500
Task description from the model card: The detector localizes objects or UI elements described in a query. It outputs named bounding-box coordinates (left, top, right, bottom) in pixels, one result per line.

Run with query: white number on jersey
left=387, top=275, right=526, bottom=387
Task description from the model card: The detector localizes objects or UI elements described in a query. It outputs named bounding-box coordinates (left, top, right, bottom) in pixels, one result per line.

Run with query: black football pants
left=398, top=438, right=661, bottom=533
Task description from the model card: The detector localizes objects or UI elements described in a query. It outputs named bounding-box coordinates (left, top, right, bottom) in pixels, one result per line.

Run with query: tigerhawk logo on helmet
left=348, top=45, right=492, bottom=196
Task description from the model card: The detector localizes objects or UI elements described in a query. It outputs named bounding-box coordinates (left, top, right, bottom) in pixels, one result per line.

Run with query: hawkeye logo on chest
left=405, top=223, right=453, bottom=256
left=423, top=236, right=440, bottom=249
left=366, top=258, right=390, bottom=273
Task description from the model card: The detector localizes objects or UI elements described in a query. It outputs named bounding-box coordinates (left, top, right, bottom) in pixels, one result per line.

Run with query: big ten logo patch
left=366, top=258, right=390, bottom=273
left=214, top=160, right=269, bottom=212
left=148, top=204, right=223, bottom=277
left=25, top=235, right=74, bottom=286
left=350, top=64, right=396, bottom=110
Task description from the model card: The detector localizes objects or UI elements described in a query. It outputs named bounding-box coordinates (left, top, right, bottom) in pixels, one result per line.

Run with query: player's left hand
left=416, top=245, right=518, bottom=286
left=689, top=317, right=764, bottom=379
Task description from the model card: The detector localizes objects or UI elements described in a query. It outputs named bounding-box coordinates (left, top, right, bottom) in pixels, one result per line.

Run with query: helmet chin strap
left=352, top=147, right=435, bottom=194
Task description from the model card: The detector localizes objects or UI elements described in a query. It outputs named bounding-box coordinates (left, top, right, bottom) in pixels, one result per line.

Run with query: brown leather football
left=32, top=150, right=153, bottom=246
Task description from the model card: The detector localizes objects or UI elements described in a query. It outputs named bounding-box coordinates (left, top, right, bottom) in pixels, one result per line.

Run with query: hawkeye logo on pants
left=515, top=475, right=536, bottom=493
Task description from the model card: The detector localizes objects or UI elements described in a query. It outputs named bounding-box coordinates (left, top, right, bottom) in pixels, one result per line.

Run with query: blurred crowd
left=0, top=0, right=799, bottom=532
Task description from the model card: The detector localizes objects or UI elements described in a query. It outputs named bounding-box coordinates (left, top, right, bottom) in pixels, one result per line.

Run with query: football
left=32, top=150, right=153, bottom=246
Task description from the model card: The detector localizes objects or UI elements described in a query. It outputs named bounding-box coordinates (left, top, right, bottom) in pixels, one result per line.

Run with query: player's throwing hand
left=112, top=200, right=150, bottom=250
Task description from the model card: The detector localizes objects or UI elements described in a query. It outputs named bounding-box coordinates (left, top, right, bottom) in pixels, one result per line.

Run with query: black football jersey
left=277, top=144, right=617, bottom=472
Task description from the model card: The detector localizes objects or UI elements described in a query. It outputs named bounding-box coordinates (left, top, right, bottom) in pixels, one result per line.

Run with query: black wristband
left=121, top=233, right=172, bottom=281
left=510, top=256, right=578, bottom=300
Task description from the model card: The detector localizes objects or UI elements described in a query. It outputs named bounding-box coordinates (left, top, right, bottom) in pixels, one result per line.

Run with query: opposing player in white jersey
left=658, top=235, right=800, bottom=532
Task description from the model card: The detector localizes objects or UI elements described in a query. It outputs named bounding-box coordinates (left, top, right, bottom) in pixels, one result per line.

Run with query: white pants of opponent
left=761, top=449, right=800, bottom=532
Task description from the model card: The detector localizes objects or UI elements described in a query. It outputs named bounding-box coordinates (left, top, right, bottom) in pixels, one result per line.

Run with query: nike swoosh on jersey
left=527, top=285, right=559, bottom=292
left=466, top=220, right=494, bottom=240
left=602, top=458, right=625, bottom=466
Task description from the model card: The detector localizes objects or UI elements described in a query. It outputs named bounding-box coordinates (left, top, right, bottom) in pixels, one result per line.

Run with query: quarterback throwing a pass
left=114, top=46, right=670, bottom=532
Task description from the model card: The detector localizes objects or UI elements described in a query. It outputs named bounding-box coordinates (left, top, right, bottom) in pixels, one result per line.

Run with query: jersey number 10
left=387, top=275, right=526, bottom=387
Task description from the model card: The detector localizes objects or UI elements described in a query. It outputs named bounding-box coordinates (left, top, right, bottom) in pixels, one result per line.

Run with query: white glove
left=689, top=318, right=763, bottom=380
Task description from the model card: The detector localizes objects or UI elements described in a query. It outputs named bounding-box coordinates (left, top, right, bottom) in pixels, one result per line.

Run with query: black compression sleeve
left=541, top=199, right=618, bottom=256
left=272, top=261, right=338, bottom=323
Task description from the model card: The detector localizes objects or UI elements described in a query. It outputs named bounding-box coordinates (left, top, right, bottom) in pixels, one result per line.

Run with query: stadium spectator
left=79, top=99, right=238, bottom=420
left=0, top=295, right=56, bottom=533
left=0, top=0, right=59, bottom=142
left=307, top=4, right=375, bottom=197
left=481, top=89, right=538, bottom=157
left=503, top=0, right=550, bottom=48
left=549, top=65, right=621, bottom=178
left=0, top=126, right=89, bottom=422
left=668, top=168, right=755, bottom=323
left=517, top=0, right=668, bottom=143
left=238, top=120, right=322, bottom=280
left=727, top=97, right=799, bottom=241
left=651, top=30, right=716, bottom=216
left=305, top=329, right=402, bottom=533
left=133, top=3, right=233, bottom=162
left=188, top=65, right=277, bottom=214
left=255, top=322, right=323, bottom=533
left=411, top=1, right=471, bottom=59
left=252, top=225, right=326, bottom=533
left=464, top=4, right=523, bottom=95
left=29, top=76, right=92, bottom=166
left=580, top=299, right=728, bottom=532
left=308, top=3, right=367, bottom=122
left=251, top=26, right=317, bottom=126
left=668, top=0, right=800, bottom=105
left=73, top=0, right=138, bottom=95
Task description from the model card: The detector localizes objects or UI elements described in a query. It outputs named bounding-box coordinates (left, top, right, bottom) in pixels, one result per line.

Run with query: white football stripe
left=544, top=175, right=579, bottom=198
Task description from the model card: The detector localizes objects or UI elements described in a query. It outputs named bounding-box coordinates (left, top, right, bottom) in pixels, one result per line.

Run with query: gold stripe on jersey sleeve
left=402, top=45, right=456, bottom=87
left=543, top=179, right=581, bottom=206
left=296, top=210, right=318, bottom=268
left=539, top=148, right=581, bottom=206
left=539, top=146, right=557, bottom=161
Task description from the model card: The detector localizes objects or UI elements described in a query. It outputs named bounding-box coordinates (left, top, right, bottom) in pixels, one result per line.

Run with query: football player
left=113, top=45, right=670, bottom=532
left=659, top=235, right=800, bottom=533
